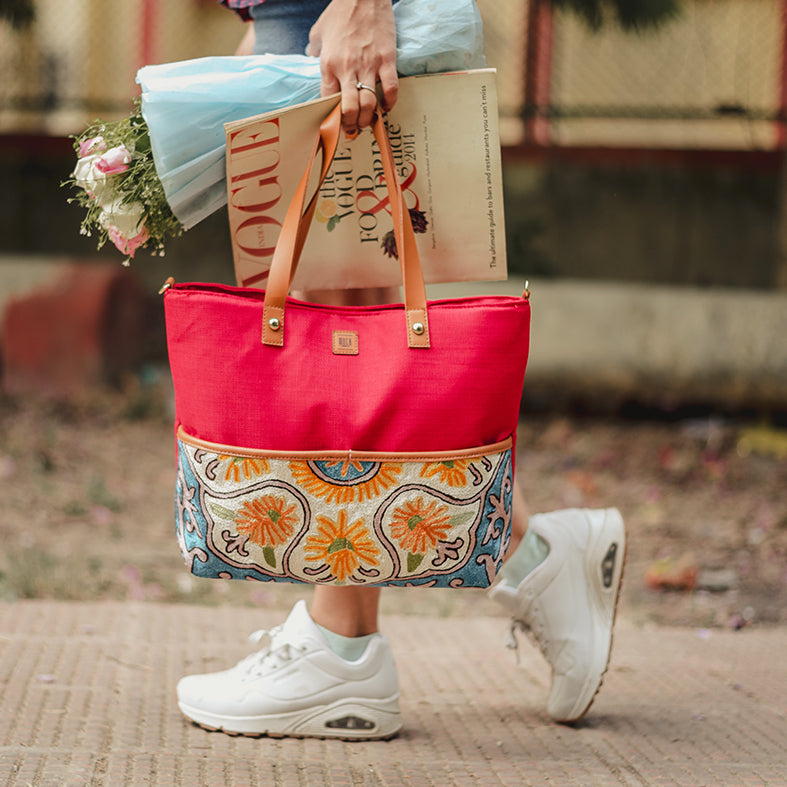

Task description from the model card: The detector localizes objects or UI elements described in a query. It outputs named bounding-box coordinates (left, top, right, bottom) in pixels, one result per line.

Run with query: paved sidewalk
left=0, top=601, right=785, bottom=787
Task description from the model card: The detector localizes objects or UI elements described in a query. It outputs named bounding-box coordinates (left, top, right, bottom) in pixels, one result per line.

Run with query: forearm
left=235, top=24, right=255, bottom=56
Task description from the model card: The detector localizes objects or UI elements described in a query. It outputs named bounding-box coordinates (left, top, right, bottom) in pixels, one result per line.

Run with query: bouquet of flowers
left=65, top=99, right=183, bottom=265
left=64, top=0, right=485, bottom=266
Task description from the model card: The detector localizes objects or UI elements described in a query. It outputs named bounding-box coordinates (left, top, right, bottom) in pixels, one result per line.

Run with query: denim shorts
left=250, top=0, right=332, bottom=55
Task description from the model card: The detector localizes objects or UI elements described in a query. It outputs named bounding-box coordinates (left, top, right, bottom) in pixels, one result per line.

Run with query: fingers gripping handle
left=261, top=103, right=430, bottom=349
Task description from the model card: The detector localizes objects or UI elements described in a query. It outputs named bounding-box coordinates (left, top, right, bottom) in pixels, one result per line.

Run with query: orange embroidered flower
left=420, top=459, right=471, bottom=487
left=219, top=455, right=270, bottom=483
left=234, top=495, right=297, bottom=548
left=289, top=461, right=402, bottom=504
left=389, top=498, right=451, bottom=555
left=304, top=511, right=380, bottom=582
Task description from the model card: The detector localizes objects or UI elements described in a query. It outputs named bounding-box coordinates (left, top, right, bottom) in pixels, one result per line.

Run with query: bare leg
left=291, top=286, right=400, bottom=306
left=507, top=479, right=530, bottom=558
left=310, top=585, right=382, bottom=636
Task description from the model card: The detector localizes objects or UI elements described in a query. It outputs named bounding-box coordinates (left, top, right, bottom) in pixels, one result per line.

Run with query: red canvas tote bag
left=163, top=104, right=530, bottom=588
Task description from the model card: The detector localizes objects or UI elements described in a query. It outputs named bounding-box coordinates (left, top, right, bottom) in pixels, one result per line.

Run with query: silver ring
left=356, top=81, right=377, bottom=95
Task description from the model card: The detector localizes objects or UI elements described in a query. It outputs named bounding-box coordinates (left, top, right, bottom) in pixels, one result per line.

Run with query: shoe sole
left=178, top=696, right=403, bottom=741
left=554, top=508, right=627, bottom=724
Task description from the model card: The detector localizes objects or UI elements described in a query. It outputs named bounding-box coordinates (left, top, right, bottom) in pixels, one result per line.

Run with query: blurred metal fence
left=479, top=0, right=786, bottom=149
left=1, top=0, right=785, bottom=149
left=0, top=0, right=242, bottom=134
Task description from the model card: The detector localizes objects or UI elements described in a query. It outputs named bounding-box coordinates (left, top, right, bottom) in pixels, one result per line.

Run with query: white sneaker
left=176, top=600, right=402, bottom=740
left=489, top=508, right=626, bottom=723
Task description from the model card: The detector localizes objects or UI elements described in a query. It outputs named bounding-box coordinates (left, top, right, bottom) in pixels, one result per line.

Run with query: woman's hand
left=307, top=0, right=399, bottom=134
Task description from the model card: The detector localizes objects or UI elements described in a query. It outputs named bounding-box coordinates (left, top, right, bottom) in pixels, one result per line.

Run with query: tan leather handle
left=262, top=103, right=430, bottom=348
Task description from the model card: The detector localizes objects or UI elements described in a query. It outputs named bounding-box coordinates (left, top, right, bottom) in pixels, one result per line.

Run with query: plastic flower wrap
left=66, top=0, right=485, bottom=263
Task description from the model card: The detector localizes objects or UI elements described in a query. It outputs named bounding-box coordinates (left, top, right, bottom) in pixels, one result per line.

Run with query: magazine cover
left=225, top=69, right=506, bottom=290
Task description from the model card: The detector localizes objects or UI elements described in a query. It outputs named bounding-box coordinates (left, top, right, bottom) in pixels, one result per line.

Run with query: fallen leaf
left=645, top=552, right=699, bottom=591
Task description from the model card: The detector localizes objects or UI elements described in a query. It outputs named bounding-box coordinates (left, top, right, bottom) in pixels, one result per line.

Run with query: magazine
left=225, top=69, right=506, bottom=290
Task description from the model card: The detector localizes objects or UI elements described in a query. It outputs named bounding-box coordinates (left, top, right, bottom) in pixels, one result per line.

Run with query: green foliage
left=551, top=0, right=681, bottom=32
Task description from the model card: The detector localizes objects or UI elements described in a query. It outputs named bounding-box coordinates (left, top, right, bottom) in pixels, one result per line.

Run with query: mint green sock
left=501, top=526, right=550, bottom=585
left=316, top=624, right=376, bottom=662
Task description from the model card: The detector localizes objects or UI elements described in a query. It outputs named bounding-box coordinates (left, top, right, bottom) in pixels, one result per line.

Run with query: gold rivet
left=268, top=317, right=281, bottom=331
left=412, top=322, right=425, bottom=335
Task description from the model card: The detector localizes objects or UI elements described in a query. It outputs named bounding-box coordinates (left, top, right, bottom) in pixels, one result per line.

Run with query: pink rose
left=95, top=145, right=132, bottom=175
left=78, top=136, right=107, bottom=158
left=107, top=224, right=149, bottom=258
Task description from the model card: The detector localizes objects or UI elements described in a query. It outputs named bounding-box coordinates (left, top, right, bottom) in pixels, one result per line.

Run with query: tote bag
left=163, top=104, right=530, bottom=588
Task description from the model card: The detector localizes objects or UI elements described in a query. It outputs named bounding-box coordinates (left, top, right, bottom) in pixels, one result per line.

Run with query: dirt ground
left=0, top=383, right=785, bottom=628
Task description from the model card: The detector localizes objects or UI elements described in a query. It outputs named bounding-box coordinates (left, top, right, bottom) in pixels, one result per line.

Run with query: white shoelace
left=234, top=626, right=307, bottom=679
left=505, top=618, right=545, bottom=666
left=505, top=619, right=524, bottom=663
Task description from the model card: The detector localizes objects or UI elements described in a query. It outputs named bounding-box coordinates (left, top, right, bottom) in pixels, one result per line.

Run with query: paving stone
left=0, top=601, right=785, bottom=786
